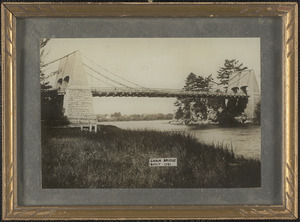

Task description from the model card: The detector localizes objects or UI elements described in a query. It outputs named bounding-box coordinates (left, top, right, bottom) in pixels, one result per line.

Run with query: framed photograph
left=2, top=2, right=298, bottom=220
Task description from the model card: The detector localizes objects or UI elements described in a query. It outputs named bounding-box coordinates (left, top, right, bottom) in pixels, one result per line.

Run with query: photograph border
left=1, top=2, right=298, bottom=220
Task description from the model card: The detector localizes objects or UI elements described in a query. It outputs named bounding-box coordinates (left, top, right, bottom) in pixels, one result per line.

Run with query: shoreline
left=97, top=119, right=260, bottom=129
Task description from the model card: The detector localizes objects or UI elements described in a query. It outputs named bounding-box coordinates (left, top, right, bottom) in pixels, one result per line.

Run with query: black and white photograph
left=41, top=38, right=261, bottom=189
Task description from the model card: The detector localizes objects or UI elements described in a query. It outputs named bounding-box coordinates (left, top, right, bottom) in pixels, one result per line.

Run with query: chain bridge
left=43, top=50, right=260, bottom=124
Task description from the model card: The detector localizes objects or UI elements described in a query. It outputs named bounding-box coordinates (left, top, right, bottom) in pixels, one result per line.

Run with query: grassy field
left=42, top=125, right=261, bottom=188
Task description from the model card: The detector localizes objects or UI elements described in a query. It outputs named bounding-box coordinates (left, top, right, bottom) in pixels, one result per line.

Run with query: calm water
left=99, top=120, right=261, bottom=159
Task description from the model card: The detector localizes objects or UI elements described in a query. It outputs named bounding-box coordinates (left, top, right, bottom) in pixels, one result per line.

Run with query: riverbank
left=99, top=120, right=261, bottom=159
left=42, top=125, right=261, bottom=188
left=169, top=119, right=260, bottom=127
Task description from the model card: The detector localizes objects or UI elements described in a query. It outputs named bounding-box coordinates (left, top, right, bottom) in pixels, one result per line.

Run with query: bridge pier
left=55, top=51, right=97, bottom=125
left=228, top=69, right=260, bottom=122
left=63, top=87, right=96, bottom=124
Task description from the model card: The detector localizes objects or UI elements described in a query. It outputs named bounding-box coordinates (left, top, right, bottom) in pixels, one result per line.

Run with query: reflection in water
left=99, top=120, right=261, bottom=159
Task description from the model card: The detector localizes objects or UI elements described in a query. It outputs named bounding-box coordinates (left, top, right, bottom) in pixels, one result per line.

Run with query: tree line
left=97, top=113, right=173, bottom=122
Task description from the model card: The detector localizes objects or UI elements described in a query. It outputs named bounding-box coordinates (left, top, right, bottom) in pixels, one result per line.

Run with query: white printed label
left=149, top=158, right=177, bottom=167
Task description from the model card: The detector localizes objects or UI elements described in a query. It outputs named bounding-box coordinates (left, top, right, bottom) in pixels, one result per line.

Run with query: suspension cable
left=82, top=54, right=152, bottom=90
left=227, top=71, right=249, bottom=88
left=44, top=70, right=60, bottom=79
left=228, top=69, right=248, bottom=82
left=42, top=50, right=78, bottom=67
left=83, top=64, right=134, bottom=89
left=85, top=72, right=117, bottom=88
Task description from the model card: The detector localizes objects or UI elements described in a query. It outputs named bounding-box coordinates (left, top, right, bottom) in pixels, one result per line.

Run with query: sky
left=42, top=38, right=260, bottom=115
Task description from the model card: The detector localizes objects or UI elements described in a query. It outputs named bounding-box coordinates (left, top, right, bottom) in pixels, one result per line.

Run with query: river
left=99, top=120, right=261, bottom=159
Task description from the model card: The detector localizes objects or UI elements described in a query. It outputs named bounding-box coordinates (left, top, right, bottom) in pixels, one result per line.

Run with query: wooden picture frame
left=1, top=2, right=298, bottom=220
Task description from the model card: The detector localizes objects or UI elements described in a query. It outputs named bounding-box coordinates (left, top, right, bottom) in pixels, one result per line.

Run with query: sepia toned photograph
left=41, top=38, right=261, bottom=189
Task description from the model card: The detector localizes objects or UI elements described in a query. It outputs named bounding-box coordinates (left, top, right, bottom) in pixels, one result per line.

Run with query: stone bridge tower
left=54, top=51, right=96, bottom=124
left=228, top=69, right=260, bottom=121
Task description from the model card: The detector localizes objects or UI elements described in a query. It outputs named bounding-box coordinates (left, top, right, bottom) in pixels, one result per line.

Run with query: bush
left=41, top=90, right=69, bottom=126
left=254, top=101, right=261, bottom=125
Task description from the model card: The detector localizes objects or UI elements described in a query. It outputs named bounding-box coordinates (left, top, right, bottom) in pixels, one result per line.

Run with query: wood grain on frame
left=1, top=2, right=298, bottom=220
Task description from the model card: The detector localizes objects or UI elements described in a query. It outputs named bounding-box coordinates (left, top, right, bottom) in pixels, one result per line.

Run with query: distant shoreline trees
left=97, top=113, right=173, bottom=122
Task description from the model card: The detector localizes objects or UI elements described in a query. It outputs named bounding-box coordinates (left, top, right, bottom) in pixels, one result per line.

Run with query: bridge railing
left=90, top=87, right=248, bottom=97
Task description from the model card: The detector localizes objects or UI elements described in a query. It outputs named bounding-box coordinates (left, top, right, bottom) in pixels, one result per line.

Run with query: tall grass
left=42, top=125, right=261, bottom=188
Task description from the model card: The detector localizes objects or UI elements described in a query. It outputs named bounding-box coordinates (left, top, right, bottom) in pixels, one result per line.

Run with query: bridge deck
left=90, top=87, right=248, bottom=99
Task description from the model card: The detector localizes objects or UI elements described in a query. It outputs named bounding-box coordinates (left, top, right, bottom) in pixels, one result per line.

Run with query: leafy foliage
left=183, top=72, right=213, bottom=92
left=218, top=98, right=248, bottom=125
left=174, top=107, right=184, bottom=120
left=174, top=72, right=214, bottom=123
left=217, top=59, right=248, bottom=87
left=40, top=39, right=52, bottom=91
left=254, top=101, right=261, bottom=125
left=40, top=39, right=69, bottom=126
left=41, top=91, right=69, bottom=126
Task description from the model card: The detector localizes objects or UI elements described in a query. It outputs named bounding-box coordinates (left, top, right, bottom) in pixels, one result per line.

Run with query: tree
left=183, top=73, right=197, bottom=91
left=214, top=59, right=249, bottom=125
left=174, top=107, right=184, bottom=120
left=40, top=39, right=69, bottom=126
left=174, top=72, right=214, bottom=122
left=183, top=72, right=213, bottom=92
left=217, top=59, right=248, bottom=88
left=41, top=90, right=67, bottom=126
left=40, top=39, right=52, bottom=91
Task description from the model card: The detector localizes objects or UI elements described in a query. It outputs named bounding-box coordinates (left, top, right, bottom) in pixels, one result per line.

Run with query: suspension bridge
left=43, top=50, right=260, bottom=124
